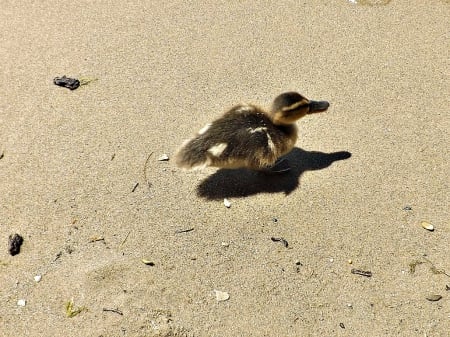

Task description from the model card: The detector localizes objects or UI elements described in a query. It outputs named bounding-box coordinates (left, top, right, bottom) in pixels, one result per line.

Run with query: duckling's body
left=175, top=92, right=329, bottom=173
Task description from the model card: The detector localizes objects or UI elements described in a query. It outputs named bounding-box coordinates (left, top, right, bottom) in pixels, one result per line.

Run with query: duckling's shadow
left=196, top=148, right=351, bottom=200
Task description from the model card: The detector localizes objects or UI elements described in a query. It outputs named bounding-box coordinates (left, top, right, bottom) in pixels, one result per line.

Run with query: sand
left=0, top=1, right=449, bottom=336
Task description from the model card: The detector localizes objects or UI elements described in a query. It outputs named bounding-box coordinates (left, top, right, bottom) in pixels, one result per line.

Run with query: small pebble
left=8, top=234, right=24, bottom=256
left=224, top=198, right=231, bottom=208
left=158, top=154, right=169, bottom=161
left=53, top=75, right=80, bottom=90
left=420, top=221, right=434, bottom=231
left=346, top=303, right=353, bottom=308
left=403, top=206, right=412, bottom=211
left=34, top=275, right=42, bottom=283
left=221, top=242, right=229, bottom=247
left=17, top=299, right=26, bottom=307
left=214, top=290, right=230, bottom=302
left=348, top=259, right=353, bottom=264
left=426, top=294, right=442, bottom=302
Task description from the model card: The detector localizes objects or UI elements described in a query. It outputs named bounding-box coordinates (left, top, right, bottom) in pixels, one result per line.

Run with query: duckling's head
left=270, top=92, right=329, bottom=125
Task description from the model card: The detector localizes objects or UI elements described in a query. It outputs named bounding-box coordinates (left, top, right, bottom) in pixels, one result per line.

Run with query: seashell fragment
left=426, top=294, right=442, bottom=302
left=214, top=290, right=230, bottom=302
left=421, top=221, right=434, bottom=231
left=17, top=299, right=26, bottom=306
left=158, top=154, right=169, bottom=161
left=224, top=198, right=231, bottom=208
left=141, top=259, right=155, bottom=266
left=34, top=275, right=42, bottom=282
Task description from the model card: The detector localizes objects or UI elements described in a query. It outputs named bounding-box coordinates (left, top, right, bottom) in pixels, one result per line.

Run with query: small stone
left=8, top=234, right=24, bottom=256
left=348, top=259, right=353, bottom=264
left=17, top=299, right=26, bottom=306
left=224, top=198, right=231, bottom=208
left=403, top=206, right=412, bottom=211
left=214, top=290, right=230, bottom=302
left=221, top=242, right=229, bottom=247
left=158, top=154, right=169, bottom=161
left=34, top=275, right=42, bottom=282
left=346, top=303, right=353, bottom=308
left=426, top=294, right=442, bottom=302
left=420, top=221, right=434, bottom=231
left=53, top=75, right=80, bottom=90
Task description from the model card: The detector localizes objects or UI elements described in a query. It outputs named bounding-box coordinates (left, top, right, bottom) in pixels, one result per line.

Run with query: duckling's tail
left=175, top=139, right=210, bottom=170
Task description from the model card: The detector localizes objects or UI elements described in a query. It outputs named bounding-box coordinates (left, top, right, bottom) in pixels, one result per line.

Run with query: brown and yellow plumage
left=175, top=92, right=329, bottom=173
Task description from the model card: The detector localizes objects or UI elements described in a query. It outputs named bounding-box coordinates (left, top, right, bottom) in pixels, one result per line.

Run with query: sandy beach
left=1, top=1, right=449, bottom=336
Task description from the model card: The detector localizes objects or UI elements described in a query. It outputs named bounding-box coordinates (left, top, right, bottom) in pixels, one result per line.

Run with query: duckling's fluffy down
left=175, top=105, right=297, bottom=170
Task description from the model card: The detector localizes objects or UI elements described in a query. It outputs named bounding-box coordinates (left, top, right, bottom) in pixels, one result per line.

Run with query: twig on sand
left=119, top=230, right=131, bottom=249
left=422, top=256, right=450, bottom=278
left=351, top=268, right=372, bottom=277
left=175, top=228, right=195, bottom=234
left=271, top=237, right=289, bottom=248
left=143, top=152, right=154, bottom=189
left=103, top=308, right=123, bottom=316
left=131, top=182, right=139, bottom=192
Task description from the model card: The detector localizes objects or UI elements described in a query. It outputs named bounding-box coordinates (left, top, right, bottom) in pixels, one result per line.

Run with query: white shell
left=214, top=290, right=230, bottom=302
left=158, top=154, right=169, bottom=161
left=17, top=299, right=26, bottom=306
left=224, top=198, right=231, bottom=208
left=141, top=259, right=154, bottom=265
left=34, top=275, right=42, bottom=282
left=421, top=221, right=434, bottom=231
left=426, top=294, right=442, bottom=301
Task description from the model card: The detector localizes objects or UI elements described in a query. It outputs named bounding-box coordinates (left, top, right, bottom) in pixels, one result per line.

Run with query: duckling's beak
left=308, top=100, right=329, bottom=114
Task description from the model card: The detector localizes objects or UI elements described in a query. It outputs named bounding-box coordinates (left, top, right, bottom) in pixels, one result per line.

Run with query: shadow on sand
left=196, top=148, right=351, bottom=200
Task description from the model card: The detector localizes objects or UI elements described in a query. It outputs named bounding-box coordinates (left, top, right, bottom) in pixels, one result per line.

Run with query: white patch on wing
left=235, top=105, right=254, bottom=113
left=247, top=127, right=268, bottom=134
left=207, top=143, right=228, bottom=157
left=198, top=123, right=212, bottom=135
left=266, top=132, right=276, bottom=153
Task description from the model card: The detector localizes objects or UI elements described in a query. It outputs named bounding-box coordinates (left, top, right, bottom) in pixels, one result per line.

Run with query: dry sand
left=1, top=1, right=449, bottom=336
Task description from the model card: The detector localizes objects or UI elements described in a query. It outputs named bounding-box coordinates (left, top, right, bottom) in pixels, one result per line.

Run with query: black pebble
left=53, top=76, right=80, bottom=90
left=8, top=234, right=24, bottom=256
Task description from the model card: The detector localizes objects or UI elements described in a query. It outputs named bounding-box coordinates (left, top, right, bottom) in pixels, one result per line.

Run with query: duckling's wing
left=176, top=105, right=279, bottom=170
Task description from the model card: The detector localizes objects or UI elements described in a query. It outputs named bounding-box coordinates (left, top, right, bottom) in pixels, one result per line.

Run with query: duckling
left=175, top=92, right=329, bottom=173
